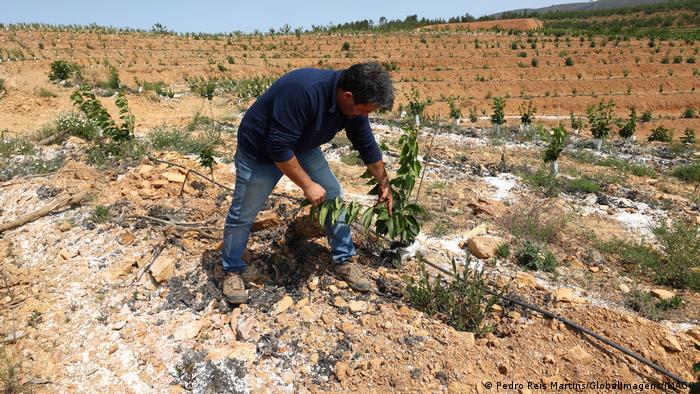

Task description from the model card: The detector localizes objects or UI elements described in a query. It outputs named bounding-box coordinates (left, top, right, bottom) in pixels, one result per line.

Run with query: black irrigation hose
left=265, top=194, right=690, bottom=384
left=418, top=258, right=691, bottom=386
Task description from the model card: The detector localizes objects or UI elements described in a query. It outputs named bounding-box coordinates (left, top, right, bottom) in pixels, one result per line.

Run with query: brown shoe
left=330, top=260, right=371, bottom=292
left=222, top=272, right=247, bottom=304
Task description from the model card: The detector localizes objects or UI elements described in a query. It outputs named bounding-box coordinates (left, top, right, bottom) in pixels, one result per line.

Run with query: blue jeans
left=222, top=148, right=356, bottom=273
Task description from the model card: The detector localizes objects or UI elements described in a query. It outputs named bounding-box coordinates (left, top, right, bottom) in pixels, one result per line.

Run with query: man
left=221, top=62, right=395, bottom=304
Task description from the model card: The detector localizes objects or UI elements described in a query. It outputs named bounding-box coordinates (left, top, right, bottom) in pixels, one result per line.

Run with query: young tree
left=587, top=99, right=615, bottom=149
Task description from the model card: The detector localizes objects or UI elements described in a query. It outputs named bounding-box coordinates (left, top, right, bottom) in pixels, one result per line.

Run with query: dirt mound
left=419, top=18, right=544, bottom=31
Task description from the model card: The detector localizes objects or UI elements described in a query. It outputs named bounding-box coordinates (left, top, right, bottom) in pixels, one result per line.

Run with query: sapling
left=448, top=97, right=462, bottom=124
left=491, top=97, right=506, bottom=128
left=618, top=107, right=637, bottom=140
left=569, top=112, right=583, bottom=134
left=519, top=100, right=536, bottom=131
left=310, top=125, right=424, bottom=265
left=587, top=99, right=615, bottom=149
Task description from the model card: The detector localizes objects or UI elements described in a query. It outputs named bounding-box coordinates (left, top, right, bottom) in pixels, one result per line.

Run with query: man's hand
left=303, top=182, right=326, bottom=206
left=378, top=180, right=393, bottom=215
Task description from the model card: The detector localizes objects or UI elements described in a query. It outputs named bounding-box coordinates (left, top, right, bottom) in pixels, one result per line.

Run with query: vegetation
left=490, top=97, right=506, bottom=126
left=405, top=259, right=498, bottom=333
left=543, top=124, right=567, bottom=163
left=640, top=110, right=653, bottom=123
left=569, top=113, right=583, bottom=131
left=48, top=60, right=81, bottom=82
left=618, top=107, right=637, bottom=139
left=587, top=100, right=615, bottom=141
left=625, top=290, right=682, bottom=321
left=647, top=126, right=672, bottom=142
left=519, top=101, right=536, bottom=125
left=310, top=125, right=423, bottom=248
left=681, top=128, right=696, bottom=144
left=404, top=87, right=428, bottom=120
left=515, top=241, right=558, bottom=273
left=682, top=107, right=697, bottom=119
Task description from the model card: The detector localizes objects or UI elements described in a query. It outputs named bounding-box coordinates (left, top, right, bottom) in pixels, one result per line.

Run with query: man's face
left=338, top=90, right=379, bottom=118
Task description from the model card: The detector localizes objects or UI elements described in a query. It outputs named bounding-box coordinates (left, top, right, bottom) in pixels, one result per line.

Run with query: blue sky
left=2, top=1, right=561, bottom=33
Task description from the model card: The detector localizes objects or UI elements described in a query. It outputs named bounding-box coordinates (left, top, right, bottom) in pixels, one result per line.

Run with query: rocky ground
left=1, top=117, right=699, bottom=393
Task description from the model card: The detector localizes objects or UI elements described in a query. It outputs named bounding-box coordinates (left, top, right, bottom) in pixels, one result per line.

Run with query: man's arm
left=365, top=160, right=393, bottom=215
left=274, top=156, right=326, bottom=206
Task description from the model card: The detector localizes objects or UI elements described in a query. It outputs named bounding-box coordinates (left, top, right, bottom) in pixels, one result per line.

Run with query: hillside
left=490, top=0, right=673, bottom=18
left=0, top=24, right=699, bottom=393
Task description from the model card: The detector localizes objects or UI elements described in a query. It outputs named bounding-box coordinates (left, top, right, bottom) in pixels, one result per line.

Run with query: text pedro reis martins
left=482, top=380, right=690, bottom=391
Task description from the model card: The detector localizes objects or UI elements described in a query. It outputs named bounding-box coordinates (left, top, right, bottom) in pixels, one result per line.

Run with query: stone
left=110, top=321, right=127, bottom=331
left=299, top=306, right=314, bottom=321
left=163, top=172, right=186, bottom=183
left=272, top=296, right=294, bottom=315
left=660, top=334, right=682, bottom=353
left=174, top=320, right=204, bottom=341
left=463, top=223, right=488, bottom=239
left=466, top=236, right=506, bottom=259
left=333, top=297, right=348, bottom=308
left=295, top=298, right=309, bottom=309
left=58, top=220, right=74, bottom=232
left=686, top=328, right=700, bottom=342
left=231, top=342, right=258, bottom=363
left=58, top=248, right=72, bottom=260
left=369, top=358, right=382, bottom=369
left=348, top=301, right=368, bottom=313
left=64, top=136, right=87, bottom=148
left=468, top=198, right=508, bottom=218
left=650, top=288, right=674, bottom=301
left=514, top=272, right=537, bottom=288
left=208, top=346, right=235, bottom=361
left=339, top=321, right=355, bottom=334
left=459, top=332, right=475, bottom=347
left=564, top=345, right=592, bottom=363
left=150, top=253, right=176, bottom=283
left=237, top=315, right=258, bottom=342
left=554, top=288, right=576, bottom=303
left=335, top=362, right=348, bottom=381
left=307, top=277, right=319, bottom=291
left=137, top=165, right=154, bottom=175
left=251, top=211, right=282, bottom=232
left=151, top=179, right=169, bottom=189
left=507, top=311, right=521, bottom=321
left=117, top=231, right=136, bottom=246
left=618, top=283, right=630, bottom=294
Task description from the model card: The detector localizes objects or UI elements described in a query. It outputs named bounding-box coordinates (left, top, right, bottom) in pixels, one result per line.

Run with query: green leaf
left=318, top=204, right=329, bottom=227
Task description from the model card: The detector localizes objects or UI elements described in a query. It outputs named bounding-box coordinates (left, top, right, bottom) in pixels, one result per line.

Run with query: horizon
left=2, top=1, right=560, bottom=34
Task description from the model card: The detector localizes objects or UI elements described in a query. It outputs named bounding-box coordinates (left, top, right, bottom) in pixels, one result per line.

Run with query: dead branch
left=128, top=215, right=222, bottom=240
left=133, top=239, right=167, bottom=284
left=0, top=190, right=89, bottom=234
left=38, top=132, right=67, bottom=146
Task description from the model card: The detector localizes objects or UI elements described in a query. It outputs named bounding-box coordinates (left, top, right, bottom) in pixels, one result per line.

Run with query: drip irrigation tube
left=418, top=257, right=691, bottom=386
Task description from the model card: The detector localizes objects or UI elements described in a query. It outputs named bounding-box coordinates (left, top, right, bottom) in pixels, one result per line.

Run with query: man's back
left=236, top=68, right=380, bottom=165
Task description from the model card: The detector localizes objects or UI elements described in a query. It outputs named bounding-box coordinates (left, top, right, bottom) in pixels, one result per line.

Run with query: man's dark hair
left=339, top=62, right=394, bottom=111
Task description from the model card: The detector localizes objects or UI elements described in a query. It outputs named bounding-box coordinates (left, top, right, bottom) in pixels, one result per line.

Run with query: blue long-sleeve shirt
left=236, top=68, right=382, bottom=165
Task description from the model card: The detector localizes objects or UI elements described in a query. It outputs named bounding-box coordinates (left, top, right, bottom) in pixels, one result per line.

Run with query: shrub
left=640, top=111, right=653, bottom=123
left=341, top=42, right=350, bottom=51
left=647, top=126, right=672, bottom=142
left=148, top=127, right=212, bottom=154
left=587, top=100, right=615, bottom=140
left=651, top=220, right=700, bottom=289
left=531, top=57, right=539, bottom=67
left=499, top=200, right=567, bottom=244
left=515, top=241, right=557, bottom=272
left=564, top=57, right=574, bottom=66
left=48, top=60, right=80, bottom=81
left=491, top=97, right=506, bottom=126
left=682, top=107, right=697, bottom=119
left=618, top=107, right=637, bottom=139
left=405, top=259, right=499, bottom=333
left=405, top=87, right=427, bottom=119
left=680, top=128, right=696, bottom=144
left=687, top=56, right=696, bottom=64
left=625, top=290, right=682, bottom=321
left=90, top=205, right=111, bottom=223
left=672, top=161, right=700, bottom=184
left=227, top=55, right=235, bottom=64
left=55, top=112, right=99, bottom=140
left=673, top=55, right=683, bottom=64
left=469, top=107, right=478, bottom=123
left=36, top=87, right=57, bottom=98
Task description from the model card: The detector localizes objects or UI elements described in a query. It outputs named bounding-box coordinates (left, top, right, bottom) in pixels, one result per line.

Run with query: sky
left=2, top=1, right=562, bottom=33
